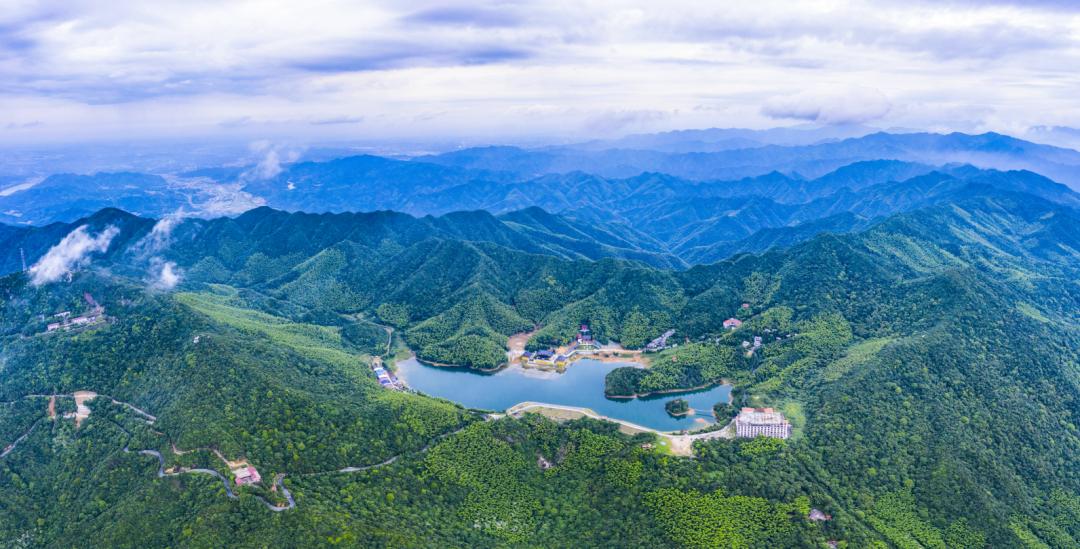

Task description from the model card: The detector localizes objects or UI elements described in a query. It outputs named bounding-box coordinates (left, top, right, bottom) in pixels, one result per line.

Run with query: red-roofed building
left=234, top=466, right=261, bottom=486
left=723, top=318, right=743, bottom=329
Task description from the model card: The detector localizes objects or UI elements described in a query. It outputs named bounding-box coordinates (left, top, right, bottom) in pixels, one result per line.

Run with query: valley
left=7, top=2, right=1080, bottom=546
left=0, top=133, right=1078, bottom=548
left=396, top=356, right=730, bottom=432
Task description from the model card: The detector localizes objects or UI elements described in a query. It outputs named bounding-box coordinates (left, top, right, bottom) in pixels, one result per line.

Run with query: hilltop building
left=723, top=318, right=743, bottom=329
left=234, top=466, right=261, bottom=486
left=735, top=407, right=792, bottom=439
left=46, top=293, right=106, bottom=333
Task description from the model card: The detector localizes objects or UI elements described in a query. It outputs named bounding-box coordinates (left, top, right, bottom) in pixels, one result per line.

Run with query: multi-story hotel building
left=735, top=407, right=792, bottom=439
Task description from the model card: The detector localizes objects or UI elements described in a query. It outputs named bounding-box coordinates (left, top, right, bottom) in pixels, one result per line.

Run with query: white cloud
left=241, top=141, right=302, bottom=181
left=149, top=259, right=182, bottom=290
left=29, top=225, right=119, bottom=285
left=762, top=88, right=892, bottom=125
left=0, top=177, right=43, bottom=197
left=0, top=1, right=1078, bottom=143
left=135, top=211, right=185, bottom=256
left=129, top=212, right=186, bottom=290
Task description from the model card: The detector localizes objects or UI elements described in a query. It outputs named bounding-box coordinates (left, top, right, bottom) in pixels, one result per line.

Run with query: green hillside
left=0, top=189, right=1077, bottom=547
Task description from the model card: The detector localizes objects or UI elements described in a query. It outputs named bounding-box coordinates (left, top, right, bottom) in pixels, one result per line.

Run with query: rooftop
left=736, top=407, right=790, bottom=426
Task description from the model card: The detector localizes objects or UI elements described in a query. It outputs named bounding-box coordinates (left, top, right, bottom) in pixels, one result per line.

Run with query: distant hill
left=562, top=124, right=879, bottom=152
left=6, top=165, right=1078, bottom=276
left=422, top=131, right=1080, bottom=188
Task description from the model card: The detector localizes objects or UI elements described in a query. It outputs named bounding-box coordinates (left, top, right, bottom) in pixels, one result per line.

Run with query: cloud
left=0, top=176, right=43, bottom=197
left=128, top=211, right=186, bottom=290
left=2, top=1, right=1080, bottom=142
left=149, top=258, right=182, bottom=290
left=241, top=141, right=302, bottom=181
left=401, top=6, right=523, bottom=28
left=1023, top=125, right=1080, bottom=150
left=762, top=88, right=892, bottom=125
left=581, top=110, right=672, bottom=135
left=290, top=45, right=532, bottom=73
left=29, top=224, right=119, bottom=285
left=4, top=120, right=43, bottom=129
left=218, top=116, right=255, bottom=128
left=132, top=211, right=186, bottom=257
left=309, top=115, right=363, bottom=126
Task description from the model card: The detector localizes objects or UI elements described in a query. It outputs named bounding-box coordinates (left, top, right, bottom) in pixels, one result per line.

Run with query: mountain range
left=1, top=127, right=1079, bottom=547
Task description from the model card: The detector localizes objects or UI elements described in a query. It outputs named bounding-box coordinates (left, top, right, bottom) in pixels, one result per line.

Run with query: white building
left=735, top=407, right=792, bottom=439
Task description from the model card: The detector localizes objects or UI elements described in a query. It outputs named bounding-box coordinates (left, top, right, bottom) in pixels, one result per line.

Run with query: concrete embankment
left=505, top=401, right=734, bottom=457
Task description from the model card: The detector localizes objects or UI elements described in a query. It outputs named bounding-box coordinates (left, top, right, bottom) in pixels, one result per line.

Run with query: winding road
left=1, top=389, right=482, bottom=512
left=1, top=419, right=41, bottom=458
left=125, top=447, right=295, bottom=511
left=2, top=390, right=732, bottom=512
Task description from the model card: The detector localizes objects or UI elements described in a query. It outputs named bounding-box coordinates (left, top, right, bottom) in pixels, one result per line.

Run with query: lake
left=395, top=357, right=732, bottom=432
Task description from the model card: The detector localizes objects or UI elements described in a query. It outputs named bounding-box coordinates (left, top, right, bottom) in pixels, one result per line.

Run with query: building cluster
left=571, top=324, right=599, bottom=352
left=521, top=348, right=570, bottom=368
left=734, top=407, right=792, bottom=439
left=371, top=358, right=401, bottom=389
left=742, top=335, right=764, bottom=351
left=645, top=329, right=676, bottom=352
left=47, top=293, right=106, bottom=332
left=522, top=324, right=596, bottom=369
left=234, top=465, right=262, bottom=486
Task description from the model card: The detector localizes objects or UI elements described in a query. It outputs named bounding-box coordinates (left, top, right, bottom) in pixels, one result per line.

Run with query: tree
left=620, top=309, right=651, bottom=349
left=665, top=398, right=690, bottom=417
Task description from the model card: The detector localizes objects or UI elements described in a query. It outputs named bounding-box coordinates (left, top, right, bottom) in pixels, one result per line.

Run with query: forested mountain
left=10, top=162, right=1072, bottom=278
left=3, top=178, right=1078, bottom=368
left=2, top=124, right=1080, bottom=548
left=1, top=180, right=1077, bottom=546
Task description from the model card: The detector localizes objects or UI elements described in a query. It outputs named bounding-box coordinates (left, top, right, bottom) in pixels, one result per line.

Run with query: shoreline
left=408, top=354, right=504, bottom=373
left=504, top=401, right=736, bottom=456
left=605, top=379, right=733, bottom=400
left=415, top=352, right=645, bottom=374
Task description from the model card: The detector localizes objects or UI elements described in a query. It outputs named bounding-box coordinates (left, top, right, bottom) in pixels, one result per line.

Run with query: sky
left=2, top=0, right=1080, bottom=147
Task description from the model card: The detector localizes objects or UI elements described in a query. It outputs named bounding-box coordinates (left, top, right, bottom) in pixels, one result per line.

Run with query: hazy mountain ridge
left=5, top=130, right=1079, bottom=230
left=5, top=163, right=1078, bottom=277
left=422, top=131, right=1080, bottom=187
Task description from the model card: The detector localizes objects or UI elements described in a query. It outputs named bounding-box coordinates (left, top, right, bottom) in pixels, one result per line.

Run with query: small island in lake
left=665, top=398, right=690, bottom=417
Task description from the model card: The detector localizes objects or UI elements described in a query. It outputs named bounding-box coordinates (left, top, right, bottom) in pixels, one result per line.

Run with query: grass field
left=176, top=289, right=360, bottom=368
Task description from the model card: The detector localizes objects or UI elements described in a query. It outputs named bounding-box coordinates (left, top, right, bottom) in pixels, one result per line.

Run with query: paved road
left=1, top=419, right=41, bottom=458
left=127, top=447, right=295, bottom=511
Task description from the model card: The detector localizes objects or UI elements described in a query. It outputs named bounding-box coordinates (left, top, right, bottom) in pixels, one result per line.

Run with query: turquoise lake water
left=395, top=357, right=731, bottom=432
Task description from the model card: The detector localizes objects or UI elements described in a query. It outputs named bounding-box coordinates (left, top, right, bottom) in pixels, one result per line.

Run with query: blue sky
left=2, top=0, right=1079, bottom=145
